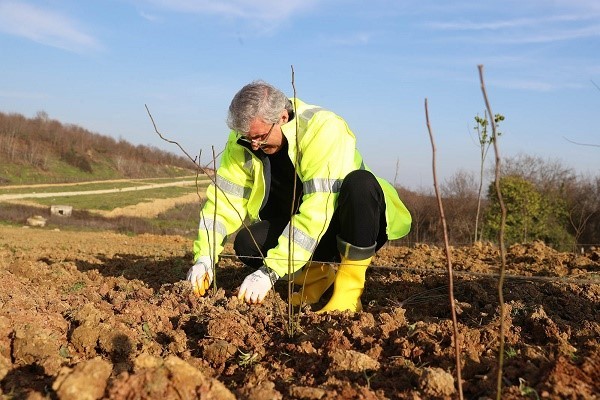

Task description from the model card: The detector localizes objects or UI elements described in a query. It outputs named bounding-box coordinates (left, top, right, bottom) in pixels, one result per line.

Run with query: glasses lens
left=238, top=123, right=274, bottom=147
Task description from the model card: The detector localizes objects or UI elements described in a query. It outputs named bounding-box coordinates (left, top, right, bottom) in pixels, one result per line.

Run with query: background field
left=0, top=176, right=210, bottom=237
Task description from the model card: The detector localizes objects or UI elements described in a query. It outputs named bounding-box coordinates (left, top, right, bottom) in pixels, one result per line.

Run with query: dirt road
left=0, top=179, right=203, bottom=202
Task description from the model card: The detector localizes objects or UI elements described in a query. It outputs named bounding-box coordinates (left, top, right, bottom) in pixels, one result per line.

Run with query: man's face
left=244, top=117, right=284, bottom=154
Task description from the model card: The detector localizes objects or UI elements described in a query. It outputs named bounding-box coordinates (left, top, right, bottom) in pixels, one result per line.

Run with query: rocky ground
left=0, top=225, right=598, bottom=399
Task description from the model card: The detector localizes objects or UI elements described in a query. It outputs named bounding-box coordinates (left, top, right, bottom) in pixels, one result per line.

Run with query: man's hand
left=238, top=266, right=279, bottom=304
left=187, top=256, right=214, bottom=296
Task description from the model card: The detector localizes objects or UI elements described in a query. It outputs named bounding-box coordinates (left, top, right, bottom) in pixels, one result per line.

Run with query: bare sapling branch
left=145, top=104, right=268, bottom=293
left=563, top=136, right=600, bottom=148
left=424, top=98, right=464, bottom=400
left=286, top=66, right=332, bottom=336
left=477, top=64, right=508, bottom=400
left=211, top=146, right=218, bottom=293
left=285, top=66, right=303, bottom=334
left=194, top=149, right=205, bottom=200
left=146, top=104, right=224, bottom=171
left=562, top=80, right=600, bottom=147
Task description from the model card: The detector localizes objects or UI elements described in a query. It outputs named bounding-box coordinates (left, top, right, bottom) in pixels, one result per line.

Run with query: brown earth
left=0, top=225, right=599, bottom=399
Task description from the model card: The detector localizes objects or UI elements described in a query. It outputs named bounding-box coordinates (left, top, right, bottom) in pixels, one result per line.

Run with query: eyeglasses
left=238, top=123, right=275, bottom=148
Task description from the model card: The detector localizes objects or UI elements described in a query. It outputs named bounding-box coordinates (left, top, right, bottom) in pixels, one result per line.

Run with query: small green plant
left=472, top=111, right=504, bottom=243
left=68, top=281, right=86, bottom=292
left=505, top=347, right=517, bottom=358
left=238, top=349, right=259, bottom=367
left=363, top=371, right=376, bottom=389
left=407, top=322, right=419, bottom=337
left=518, top=378, right=540, bottom=399
left=59, top=345, right=71, bottom=359
left=509, top=301, right=529, bottom=317
left=142, top=322, right=153, bottom=340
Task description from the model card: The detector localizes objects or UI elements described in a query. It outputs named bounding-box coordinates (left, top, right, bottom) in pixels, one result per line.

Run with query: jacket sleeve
left=264, top=113, right=358, bottom=277
left=193, top=138, right=252, bottom=264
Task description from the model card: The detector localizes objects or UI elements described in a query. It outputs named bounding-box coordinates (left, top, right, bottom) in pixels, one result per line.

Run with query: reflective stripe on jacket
left=193, top=99, right=411, bottom=277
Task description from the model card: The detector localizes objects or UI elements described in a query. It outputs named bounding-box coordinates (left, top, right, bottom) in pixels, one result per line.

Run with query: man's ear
left=280, top=109, right=289, bottom=124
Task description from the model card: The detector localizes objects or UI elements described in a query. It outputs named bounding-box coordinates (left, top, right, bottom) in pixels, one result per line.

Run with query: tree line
left=0, top=111, right=196, bottom=179
left=396, top=153, right=600, bottom=251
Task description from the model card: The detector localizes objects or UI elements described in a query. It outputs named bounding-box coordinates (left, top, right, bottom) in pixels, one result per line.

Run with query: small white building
left=50, top=205, right=73, bottom=217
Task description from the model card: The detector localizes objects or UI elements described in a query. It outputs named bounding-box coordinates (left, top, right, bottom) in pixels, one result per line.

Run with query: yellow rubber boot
left=291, top=262, right=335, bottom=306
left=316, top=256, right=371, bottom=313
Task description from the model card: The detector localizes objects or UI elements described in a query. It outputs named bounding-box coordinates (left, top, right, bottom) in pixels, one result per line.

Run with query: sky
left=0, top=0, right=599, bottom=190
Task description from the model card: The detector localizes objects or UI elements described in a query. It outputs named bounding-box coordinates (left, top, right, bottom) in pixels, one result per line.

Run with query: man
left=187, top=80, right=411, bottom=312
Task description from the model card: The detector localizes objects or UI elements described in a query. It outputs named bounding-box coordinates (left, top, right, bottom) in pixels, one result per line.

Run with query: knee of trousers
left=233, top=232, right=264, bottom=268
left=340, top=170, right=381, bottom=199
left=233, top=229, right=257, bottom=258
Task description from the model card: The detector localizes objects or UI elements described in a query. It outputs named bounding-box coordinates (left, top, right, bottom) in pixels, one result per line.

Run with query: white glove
left=187, top=256, right=214, bottom=296
left=238, top=266, right=279, bottom=304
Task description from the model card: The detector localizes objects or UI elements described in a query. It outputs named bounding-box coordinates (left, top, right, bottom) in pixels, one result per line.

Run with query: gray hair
left=226, top=80, right=293, bottom=134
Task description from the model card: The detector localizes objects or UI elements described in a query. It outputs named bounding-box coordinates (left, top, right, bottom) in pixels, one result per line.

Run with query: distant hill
left=0, top=111, right=199, bottom=184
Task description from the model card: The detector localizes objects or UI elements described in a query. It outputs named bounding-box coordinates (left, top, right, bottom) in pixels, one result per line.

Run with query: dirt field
left=0, top=225, right=598, bottom=399
left=93, top=193, right=201, bottom=219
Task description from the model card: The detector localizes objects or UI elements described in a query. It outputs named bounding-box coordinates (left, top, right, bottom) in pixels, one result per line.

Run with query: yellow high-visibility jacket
left=193, top=99, right=411, bottom=277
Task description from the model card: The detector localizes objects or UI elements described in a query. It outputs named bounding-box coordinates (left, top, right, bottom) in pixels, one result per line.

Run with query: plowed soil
left=0, top=225, right=598, bottom=399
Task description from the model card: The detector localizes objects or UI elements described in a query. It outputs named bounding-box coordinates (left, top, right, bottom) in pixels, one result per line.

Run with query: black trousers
left=234, top=170, right=388, bottom=268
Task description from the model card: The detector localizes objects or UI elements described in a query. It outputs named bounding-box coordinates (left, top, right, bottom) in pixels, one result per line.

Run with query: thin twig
left=478, top=64, right=507, bottom=400
left=145, top=104, right=225, bottom=170
left=424, top=98, right=464, bottom=400
left=563, top=136, right=600, bottom=148
left=145, top=104, right=267, bottom=289
left=288, top=65, right=299, bottom=334
left=211, top=146, right=218, bottom=293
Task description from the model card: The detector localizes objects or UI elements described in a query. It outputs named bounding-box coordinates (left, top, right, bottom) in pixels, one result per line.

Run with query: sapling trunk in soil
left=478, top=64, right=508, bottom=400
left=424, top=97, right=464, bottom=400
